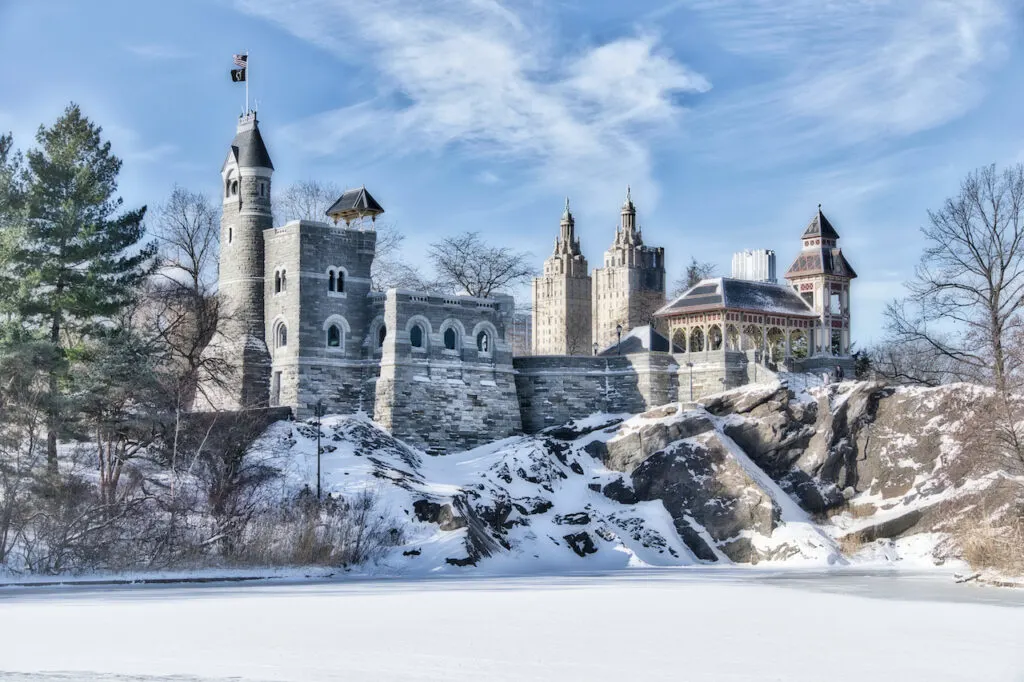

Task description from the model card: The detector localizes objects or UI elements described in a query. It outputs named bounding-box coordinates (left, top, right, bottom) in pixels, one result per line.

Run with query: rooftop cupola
left=326, top=186, right=385, bottom=225
left=620, top=185, right=637, bottom=236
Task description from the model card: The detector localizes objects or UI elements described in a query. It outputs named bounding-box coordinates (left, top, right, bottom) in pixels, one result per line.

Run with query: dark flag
left=231, top=53, right=247, bottom=82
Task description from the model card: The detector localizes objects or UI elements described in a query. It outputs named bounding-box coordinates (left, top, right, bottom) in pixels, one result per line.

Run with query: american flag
left=233, top=54, right=247, bottom=68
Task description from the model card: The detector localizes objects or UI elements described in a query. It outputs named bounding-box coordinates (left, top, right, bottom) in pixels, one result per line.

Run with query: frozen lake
left=2, top=568, right=1022, bottom=681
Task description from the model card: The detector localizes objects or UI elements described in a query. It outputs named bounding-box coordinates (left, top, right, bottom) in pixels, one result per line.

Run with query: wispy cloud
left=124, top=43, right=192, bottom=60
left=680, top=0, right=1011, bottom=160
left=233, top=0, right=709, bottom=208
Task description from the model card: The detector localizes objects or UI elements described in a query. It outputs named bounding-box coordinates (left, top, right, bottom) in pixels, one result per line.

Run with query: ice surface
left=0, top=570, right=1022, bottom=681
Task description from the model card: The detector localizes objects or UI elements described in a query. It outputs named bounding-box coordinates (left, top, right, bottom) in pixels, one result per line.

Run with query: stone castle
left=201, top=112, right=857, bottom=454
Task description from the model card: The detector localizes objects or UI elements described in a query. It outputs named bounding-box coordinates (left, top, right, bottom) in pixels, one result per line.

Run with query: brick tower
left=591, top=187, right=666, bottom=350
left=532, top=198, right=592, bottom=355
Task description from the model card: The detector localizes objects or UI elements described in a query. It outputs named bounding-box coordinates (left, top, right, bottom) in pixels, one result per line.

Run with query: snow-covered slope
left=247, top=379, right=1022, bottom=576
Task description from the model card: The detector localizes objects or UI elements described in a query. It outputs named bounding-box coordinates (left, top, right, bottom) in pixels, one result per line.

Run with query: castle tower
left=199, top=112, right=275, bottom=409
left=784, top=205, right=857, bottom=358
left=591, top=187, right=666, bottom=350
left=532, top=198, right=592, bottom=355
left=264, top=188, right=380, bottom=416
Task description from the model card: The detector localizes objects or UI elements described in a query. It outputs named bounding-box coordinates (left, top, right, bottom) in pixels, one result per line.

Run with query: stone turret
left=532, top=198, right=592, bottom=355
left=198, top=112, right=275, bottom=409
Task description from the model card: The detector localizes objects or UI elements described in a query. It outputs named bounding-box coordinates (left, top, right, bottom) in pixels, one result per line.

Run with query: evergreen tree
left=10, top=104, right=155, bottom=471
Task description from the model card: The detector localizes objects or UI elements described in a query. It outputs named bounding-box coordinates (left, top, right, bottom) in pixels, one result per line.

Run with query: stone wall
left=514, top=350, right=765, bottom=433
left=374, top=289, right=522, bottom=454
left=514, top=354, right=677, bottom=432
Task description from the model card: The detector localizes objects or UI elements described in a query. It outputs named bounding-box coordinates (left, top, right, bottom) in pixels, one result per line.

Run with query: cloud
left=679, top=0, right=1011, bottom=160
left=124, top=44, right=192, bottom=60
left=233, top=0, right=709, bottom=209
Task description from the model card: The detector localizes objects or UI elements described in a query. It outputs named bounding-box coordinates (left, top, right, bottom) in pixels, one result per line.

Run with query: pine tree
left=11, top=104, right=155, bottom=471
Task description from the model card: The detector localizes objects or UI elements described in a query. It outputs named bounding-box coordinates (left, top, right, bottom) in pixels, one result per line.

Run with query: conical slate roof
left=226, top=117, right=274, bottom=170
left=802, top=205, right=839, bottom=240
left=325, top=186, right=385, bottom=223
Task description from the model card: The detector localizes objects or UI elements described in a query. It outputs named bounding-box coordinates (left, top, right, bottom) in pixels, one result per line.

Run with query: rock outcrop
left=260, top=380, right=1024, bottom=574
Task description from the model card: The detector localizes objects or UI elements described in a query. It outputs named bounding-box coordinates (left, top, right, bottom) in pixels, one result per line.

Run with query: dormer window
left=230, top=180, right=239, bottom=197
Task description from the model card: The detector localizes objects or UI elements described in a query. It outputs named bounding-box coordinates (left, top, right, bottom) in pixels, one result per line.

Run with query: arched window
left=476, top=330, right=489, bottom=353
left=328, top=270, right=336, bottom=292
left=230, top=179, right=239, bottom=197
left=327, top=324, right=341, bottom=348
left=410, top=324, right=424, bottom=349
left=275, top=322, right=288, bottom=349
left=336, top=270, right=344, bottom=292
left=280, top=270, right=287, bottom=292
left=274, top=271, right=282, bottom=294
left=444, top=328, right=458, bottom=350
left=378, top=324, right=387, bottom=348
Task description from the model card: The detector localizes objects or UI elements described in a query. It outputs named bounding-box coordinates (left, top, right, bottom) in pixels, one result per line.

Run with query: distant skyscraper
left=731, top=249, right=777, bottom=283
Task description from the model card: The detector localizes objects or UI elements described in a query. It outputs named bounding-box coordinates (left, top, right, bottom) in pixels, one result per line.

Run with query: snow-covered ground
left=1, top=570, right=1022, bottom=681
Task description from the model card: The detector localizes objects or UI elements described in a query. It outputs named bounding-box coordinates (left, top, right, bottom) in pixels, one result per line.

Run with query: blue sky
left=1, top=0, right=1022, bottom=345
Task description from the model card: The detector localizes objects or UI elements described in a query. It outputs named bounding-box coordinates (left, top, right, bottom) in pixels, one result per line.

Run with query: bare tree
left=868, top=338, right=963, bottom=386
left=371, top=222, right=425, bottom=291
left=671, top=257, right=717, bottom=297
left=885, top=164, right=1024, bottom=395
left=428, top=231, right=535, bottom=298
left=152, top=186, right=218, bottom=294
left=275, top=180, right=341, bottom=224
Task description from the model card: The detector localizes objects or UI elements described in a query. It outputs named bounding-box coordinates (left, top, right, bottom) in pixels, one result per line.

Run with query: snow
left=1, top=570, right=1022, bottom=681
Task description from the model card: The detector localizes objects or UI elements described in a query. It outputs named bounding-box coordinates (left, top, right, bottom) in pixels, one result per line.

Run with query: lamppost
left=686, top=361, right=694, bottom=401
left=616, top=323, right=623, bottom=355
left=314, top=399, right=325, bottom=501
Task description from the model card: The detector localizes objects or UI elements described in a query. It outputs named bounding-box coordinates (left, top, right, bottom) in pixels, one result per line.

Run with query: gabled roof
left=325, top=187, right=385, bottom=223
left=803, top=206, right=839, bottom=240
left=225, top=120, right=274, bottom=170
left=596, top=325, right=681, bottom=356
left=784, top=247, right=858, bottom=279
left=656, top=277, right=818, bottom=318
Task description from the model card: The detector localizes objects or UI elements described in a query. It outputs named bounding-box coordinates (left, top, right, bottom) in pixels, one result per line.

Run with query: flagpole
left=245, top=50, right=250, bottom=114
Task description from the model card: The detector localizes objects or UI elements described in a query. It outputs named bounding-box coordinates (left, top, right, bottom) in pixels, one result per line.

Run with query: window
left=327, top=324, right=342, bottom=348
left=274, top=271, right=281, bottom=294
left=281, top=270, right=287, bottom=292
left=259, top=181, right=265, bottom=198
left=801, top=291, right=813, bottom=309
left=275, top=322, right=288, bottom=349
left=271, top=371, right=281, bottom=407
left=410, top=324, right=424, bottom=349
left=444, top=328, right=457, bottom=350
left=378, top=324, right=387, bottom=348
left=830, top=292, right=842, bottom=315
left=327, top=268, right=346, bottom=294
left=228, top=227, right=233, bottom=244
left=476, top=330, right=490, bottom=353
left=230, top=179, right=239, bottom=196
